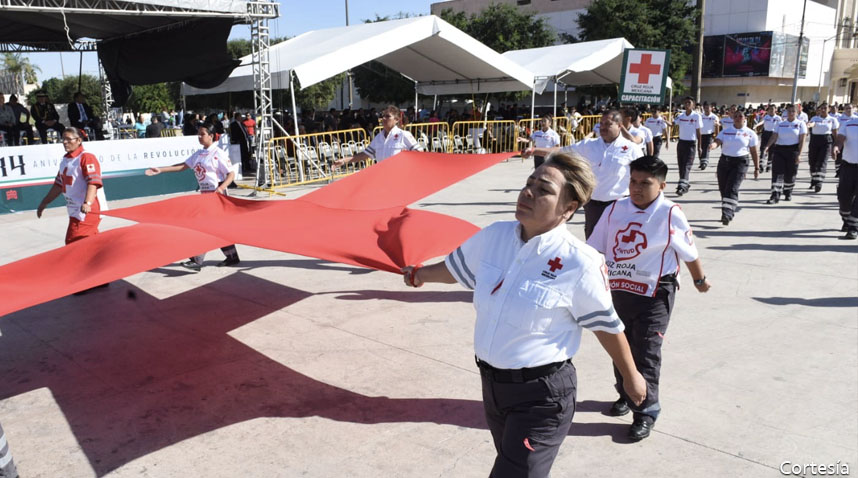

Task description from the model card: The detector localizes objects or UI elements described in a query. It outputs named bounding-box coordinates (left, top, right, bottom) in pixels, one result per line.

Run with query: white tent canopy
left=502, top=38, right=634, bottom=93
left=181, top=15, right=535, bottom=97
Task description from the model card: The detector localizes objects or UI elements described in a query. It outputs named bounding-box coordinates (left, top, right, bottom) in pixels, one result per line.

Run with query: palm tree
left=2, top=53, right=40, bottom=95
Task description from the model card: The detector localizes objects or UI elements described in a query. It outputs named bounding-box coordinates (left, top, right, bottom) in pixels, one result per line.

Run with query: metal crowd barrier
left=449, top=120, right=521, bottom=154
left=260, top=127, right=372, bottom=191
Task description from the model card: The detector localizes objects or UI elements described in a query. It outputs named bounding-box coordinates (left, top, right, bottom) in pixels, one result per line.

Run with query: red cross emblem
left=629, top=53, right=661, bottom=84
left=621, top=145, right=628, bottom=152
left=547, top=257, right=563, bottom=272
left=60, top=167, right=74, bottom=193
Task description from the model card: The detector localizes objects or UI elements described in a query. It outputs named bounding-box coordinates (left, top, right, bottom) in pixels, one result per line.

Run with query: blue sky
left=23, top=0, right=438, bottom=84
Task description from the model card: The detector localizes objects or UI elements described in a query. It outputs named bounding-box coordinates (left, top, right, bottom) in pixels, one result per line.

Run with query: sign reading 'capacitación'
left=619, top=49, right=671, bottom=104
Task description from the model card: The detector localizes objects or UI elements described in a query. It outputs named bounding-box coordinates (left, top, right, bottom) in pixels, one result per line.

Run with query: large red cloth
left=0, top=152, right=512, bottom=318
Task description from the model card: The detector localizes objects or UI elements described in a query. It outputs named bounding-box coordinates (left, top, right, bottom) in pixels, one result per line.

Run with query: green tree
left=2, top=54, right=40, bottom=93
left=127, top=83, right=174, bottom=113
left=440, top=4, right=555, bottom=53
left=575, top=0, right=697, bottom=95
left=27, top=74, right=104, bottom=116
left=294, top=73, right=347, bottom=110
left=227, top=39, right=252, bottom=59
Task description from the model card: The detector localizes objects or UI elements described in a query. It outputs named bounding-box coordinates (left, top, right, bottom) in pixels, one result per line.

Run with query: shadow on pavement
left=753, top=296, right=858, bottom=308
left=322, top=289, right=473, bottom=303
left=0, top=272, right=485, bottom=476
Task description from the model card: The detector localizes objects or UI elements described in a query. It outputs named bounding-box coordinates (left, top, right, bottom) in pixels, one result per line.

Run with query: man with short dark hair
left=7, top=95, right=33, bottom=145
left=67, top=92, right=104, bottom=140
left=145, top=115, right=165, bottom=138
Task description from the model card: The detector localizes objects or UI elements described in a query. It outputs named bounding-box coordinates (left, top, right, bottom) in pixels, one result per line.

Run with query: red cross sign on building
left=619, top=49, right=670, bottom=105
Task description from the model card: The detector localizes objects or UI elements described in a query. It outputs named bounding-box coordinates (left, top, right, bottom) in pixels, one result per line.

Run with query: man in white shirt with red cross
left=674, top=97, right=703, bottom=196
left=588, top=155, right=711, bottom=440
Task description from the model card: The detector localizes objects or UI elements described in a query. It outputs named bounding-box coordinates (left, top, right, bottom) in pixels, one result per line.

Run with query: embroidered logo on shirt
left=613, top=222, right=648, bottom=261
left=621, top=145, right=629, bottom=152
left=541, top=257, right=563, bottom=280
left=86, top=163, right=96, bottom=173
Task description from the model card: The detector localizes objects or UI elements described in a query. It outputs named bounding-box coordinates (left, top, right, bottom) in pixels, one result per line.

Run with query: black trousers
left=699, top=134, right=714, bottom=163
left=761, top=131, right=774, bottom=170
left=583, top=199, right=614, bottom=239
left=717, top=155, right=750, bottom=220
left=611, top=282, right=676, bottom=421
left=771, top=144, right=800, bottom=198
left=838, top=162, right=858, bottom=232
left=533, top=155, right=546, bottom=169
left=36, top=122, right=65, bottom=144
left=808, top=135, right=832, bottom=186
left=0, top=422, right=18, bottom=478
left=190, top=190, right=239, bottom=265
left=676, top=140, right=696, bottom=191
left=652, top=136, right=663, bottom=158
left=482, top=362, right=577, bottom=478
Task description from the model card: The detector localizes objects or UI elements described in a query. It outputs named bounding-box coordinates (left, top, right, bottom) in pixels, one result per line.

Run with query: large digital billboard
left=723, top=32, right=772, bottom=77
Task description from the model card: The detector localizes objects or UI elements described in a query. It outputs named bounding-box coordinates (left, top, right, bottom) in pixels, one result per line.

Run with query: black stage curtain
left=99, top=18, right=240, bottom=106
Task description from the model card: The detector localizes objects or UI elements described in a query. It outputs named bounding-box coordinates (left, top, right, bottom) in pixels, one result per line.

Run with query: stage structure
left=0, top=0, right=279, bottom=186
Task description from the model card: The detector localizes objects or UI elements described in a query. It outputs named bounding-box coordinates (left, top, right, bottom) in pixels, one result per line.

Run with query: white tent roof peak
left=503, top=38, right=634, bottom=92
left=182, top=14, right=536, bottom=96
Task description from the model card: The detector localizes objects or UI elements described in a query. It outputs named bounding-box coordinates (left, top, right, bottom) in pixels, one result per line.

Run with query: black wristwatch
left=693, top=276, right=706, bottom=286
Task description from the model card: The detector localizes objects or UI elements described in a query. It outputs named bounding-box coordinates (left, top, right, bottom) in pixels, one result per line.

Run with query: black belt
left=658, top=273, right=677, bottom=284
left=678, top=139, right=696, bottom=143
left=476, top=357, right=570, bottom=383
left=774, top=144, right=799, bottom=148
left=723, top=154, right=750, bottom=161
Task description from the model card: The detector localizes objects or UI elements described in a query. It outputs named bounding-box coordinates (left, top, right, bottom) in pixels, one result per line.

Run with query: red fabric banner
left=0, top=152, right=513, bottom=317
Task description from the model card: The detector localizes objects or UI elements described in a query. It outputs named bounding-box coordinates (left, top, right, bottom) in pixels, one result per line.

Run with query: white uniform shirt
left=810, top=115, right=839, bottom=135
left=445, top=221, right=623, bottom=369
left=531, top=128, right=561, bottom=149
left=700, top=113, right=719, bottom=134
left=587, top=194, right=699, bottom=297
left=798, top=111, right=809, bottom=123
left=774, top=119, right=808, bottom=145
left=762, top=114, right=782, bottom=132
left=838, top=113, right=857, bottom=125
left=717, top=126, right=758, bottom=157
left=676, top=111, right=703, bottom=141
left=644, top=116, right=667, bottom=137
left=720, top=116, right=734, bottom=131
left=630, top=125, right=652, bottom=155
left=838, top=119, right=858, bottom=165
left=184, top=143, right=232, bottom=192
left=561, top=135, right=643, bottom=202
left=54, top=148, right=109, bottom=221
left=364, top=125, right=420, bottom=161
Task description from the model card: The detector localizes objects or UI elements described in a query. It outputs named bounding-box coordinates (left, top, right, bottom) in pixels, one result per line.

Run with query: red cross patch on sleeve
left=86, top=163, right=96, bottom=173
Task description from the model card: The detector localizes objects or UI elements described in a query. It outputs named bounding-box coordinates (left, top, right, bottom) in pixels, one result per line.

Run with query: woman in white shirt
left=401, top=153, right=646, bottom=477
left=762, top=104, right=807, bottom=204
left=146, top=124, right=240, bottom=270
left=710, top=110, right=760, bottom=225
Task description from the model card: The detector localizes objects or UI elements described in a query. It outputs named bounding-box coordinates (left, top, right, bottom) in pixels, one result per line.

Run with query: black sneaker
left=675, top=188, right=685, bottom=197
left=628, top=415, right=654, bottom=441
left=608, top=398, right=630, bottom=417
left=721, top=214, right=731, bottom=226
left=180, top=261, right=202, bottom=271
left=814, top=184, right=822, bottom=193
left=217, top=257, right=241, bottom=267
left=840, top=230, right=858, bottom=240
left=783, top=194, right=792, bottom=201
left=699, top=162, right=708, bottom=170
left=766, top=194, right=779, bottom=205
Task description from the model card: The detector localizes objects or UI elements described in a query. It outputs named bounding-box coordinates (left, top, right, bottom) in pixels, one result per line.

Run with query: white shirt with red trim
left=717, top=126, right=758, bottom=157
left=676, top=111, right=703, bottom=141
left=561, top=135, right=643, bottom=202
left=587, top=193, right=699, bottom=297
left=700, top=113, right=719, bottom=134
left=531, top=128, right=561, bottom=149
left=838, top=118, right=858, bottom=165
left=644, top=116, right=667, bottom=136
left=444, top=221, right=623, bottom=369
left=364, top=125, right=421, bottom=161
left=184, top=143, right=233, bottom=192
left=774, top=119, right=808, bottom=145
left=54, top=146, right=108, bottom=221
left=809, top=115, right=839, bottom=135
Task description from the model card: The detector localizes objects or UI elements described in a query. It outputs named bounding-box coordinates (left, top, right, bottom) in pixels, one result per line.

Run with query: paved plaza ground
left=0, top=146, right=856, bottom=477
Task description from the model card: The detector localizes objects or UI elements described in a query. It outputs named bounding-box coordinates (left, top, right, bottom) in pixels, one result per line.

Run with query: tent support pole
left=433, top=94, right=437, bottom=111
left=530, top=86, right=535, bottom=120
left=414, top=81, right=418, bottom=121
left=290, top=72, right=299, bottom=137
left=553, top=77, right=557, bottom=118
